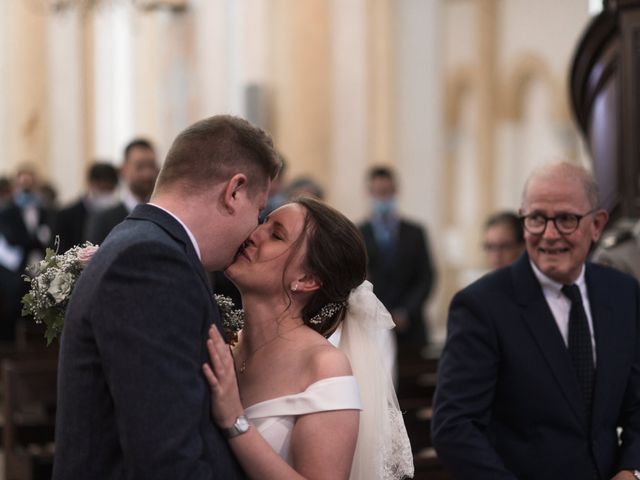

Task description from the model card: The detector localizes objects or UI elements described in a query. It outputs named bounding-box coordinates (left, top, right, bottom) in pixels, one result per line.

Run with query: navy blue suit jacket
left=359, top=219, right=435, bottom=346
left=432, top=253, right=640, bottom=479
left=53, top=204, right=244, bottom=479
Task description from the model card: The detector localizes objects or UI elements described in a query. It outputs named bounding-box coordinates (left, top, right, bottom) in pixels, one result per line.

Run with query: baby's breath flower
left=214, top=294, right=245, bottom=346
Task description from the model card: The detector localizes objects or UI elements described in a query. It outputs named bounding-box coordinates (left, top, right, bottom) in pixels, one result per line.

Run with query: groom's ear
left=221, top=174, right=248, bottom=214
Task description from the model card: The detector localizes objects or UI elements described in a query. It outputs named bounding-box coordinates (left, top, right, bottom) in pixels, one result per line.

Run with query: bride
left=203, top=197, right=414, bottom=479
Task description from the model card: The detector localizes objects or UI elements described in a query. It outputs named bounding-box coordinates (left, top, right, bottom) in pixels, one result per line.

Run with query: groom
left=53, top=115, right=280, bottom=479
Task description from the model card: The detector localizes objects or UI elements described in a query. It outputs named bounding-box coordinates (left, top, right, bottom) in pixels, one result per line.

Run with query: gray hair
left=521, top=161, right=600, bottom=210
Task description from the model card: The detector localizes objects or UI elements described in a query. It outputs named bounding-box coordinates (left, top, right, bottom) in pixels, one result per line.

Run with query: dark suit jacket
left=85, top=202, right=129, bottom=245
left=359, top=219, right=435, bottom=346
left=432, top=253, right=640, bottom=480
left=0, top=201, right=52, bottom=271
left=52, top=198, right=88, bottom=253
left=53, top=204, right=244, bottom=480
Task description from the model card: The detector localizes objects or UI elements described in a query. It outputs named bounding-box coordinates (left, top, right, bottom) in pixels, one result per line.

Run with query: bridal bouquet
left=21, top=240, right=98, bottom=345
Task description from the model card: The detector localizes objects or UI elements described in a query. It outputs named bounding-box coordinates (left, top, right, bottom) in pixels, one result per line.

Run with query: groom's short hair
left=155, top=115, right=280, bottom=196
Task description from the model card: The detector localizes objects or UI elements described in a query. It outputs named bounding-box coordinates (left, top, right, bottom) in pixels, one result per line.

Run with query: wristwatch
left=222, top=415, right=251, bottom=439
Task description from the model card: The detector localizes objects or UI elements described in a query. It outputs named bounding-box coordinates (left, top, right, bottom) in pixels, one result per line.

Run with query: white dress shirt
left=530, top=261, right=596, bottom=365
left=147, top=203, right=201, bottom=260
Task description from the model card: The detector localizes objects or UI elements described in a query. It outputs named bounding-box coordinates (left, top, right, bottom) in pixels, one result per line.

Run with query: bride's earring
left=291, top=284, right=298, bottom=292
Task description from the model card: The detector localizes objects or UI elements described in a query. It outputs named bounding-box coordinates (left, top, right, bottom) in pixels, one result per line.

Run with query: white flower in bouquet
left=21, top=238, right=98, bottom=345
left=214, top=294, right=245, bottom=346
left=47, top=271, right=75, bottom=304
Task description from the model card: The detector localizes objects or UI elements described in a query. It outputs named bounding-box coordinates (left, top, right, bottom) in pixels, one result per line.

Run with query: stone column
left=329, top=0, right=368, bottom=218
left=4, top=2, right=48, bottom=176
left=270, top=0, right=331, bottom=191
left=47, top=9, right=86, bottom=203
left=475, top=0, right=498, bottom=228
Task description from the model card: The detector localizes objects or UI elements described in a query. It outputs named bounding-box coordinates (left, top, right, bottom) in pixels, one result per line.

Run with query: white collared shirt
left=147, top=203, right=201, bottom=260
left=121, top=186, right=142, bottom=214
left=530, top=261, right=597, bottom=365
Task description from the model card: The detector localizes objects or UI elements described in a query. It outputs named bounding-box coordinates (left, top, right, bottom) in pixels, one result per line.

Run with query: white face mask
left=88, top=192, right=118, bottom=211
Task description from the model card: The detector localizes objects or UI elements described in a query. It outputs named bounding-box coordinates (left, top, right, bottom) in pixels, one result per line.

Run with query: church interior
left=1, top=0, right=639, bottom=478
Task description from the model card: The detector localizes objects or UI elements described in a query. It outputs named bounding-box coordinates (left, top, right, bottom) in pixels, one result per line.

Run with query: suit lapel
left=127, top=204, right=212, bottom=295
left=512, top=255, right=586, bottom=428
left=585, top=264, right=615, bottom=430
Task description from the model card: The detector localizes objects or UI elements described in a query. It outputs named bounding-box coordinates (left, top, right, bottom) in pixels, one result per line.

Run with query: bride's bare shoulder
left=304, top=339, right=353, bottom=382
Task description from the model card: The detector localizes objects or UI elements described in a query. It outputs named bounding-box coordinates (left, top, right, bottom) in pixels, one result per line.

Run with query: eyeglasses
left=520, top=209, right=597, bottom=235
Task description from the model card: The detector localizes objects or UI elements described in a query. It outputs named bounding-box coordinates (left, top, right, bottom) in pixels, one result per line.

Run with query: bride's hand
left=202, top=325, right=245, bottom=429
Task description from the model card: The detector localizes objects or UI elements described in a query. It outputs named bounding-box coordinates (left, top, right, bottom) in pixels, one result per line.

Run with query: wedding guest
left=1, top=165, right=53, bottom=267
left=359, top=166, right=436, bottom=358
left=0, top=176, right=12, bottom=211
left=482, top=211, right=524, bottom=270
left=0, top=176, right=23, bottom=341
left=85, top=138, right=159, bottom=244
left=54, top=115, right=281, bottom=479
left=285, top=175, right=325, bottom=200
left=432, top=161, right=640, bottom=479
left=38, top=181, right=59, bottom=212
left=53, top=162, right=118, bottom=252
left=203, top=197, right=413, bottom=479
left=260, top=154, right=288, bottom=221
left=0, top=165, right=53, bottom=341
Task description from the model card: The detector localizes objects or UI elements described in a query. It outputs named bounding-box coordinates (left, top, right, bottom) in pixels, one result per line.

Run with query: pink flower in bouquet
left=78, top=245, right=99, bottom=267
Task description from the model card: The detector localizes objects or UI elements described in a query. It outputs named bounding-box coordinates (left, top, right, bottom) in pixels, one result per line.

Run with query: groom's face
left=220, top=183, right=270, bottom=266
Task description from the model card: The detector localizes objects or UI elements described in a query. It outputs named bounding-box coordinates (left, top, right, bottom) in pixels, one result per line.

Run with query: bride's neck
left=240, top=294, right=304, bottom=349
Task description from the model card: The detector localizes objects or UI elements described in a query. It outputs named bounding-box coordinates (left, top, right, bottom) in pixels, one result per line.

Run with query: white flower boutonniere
left=214, top=294, right=245, bottom=346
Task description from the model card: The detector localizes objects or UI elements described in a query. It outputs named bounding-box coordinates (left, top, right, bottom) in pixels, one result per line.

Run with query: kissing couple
left=53, top=115, right=414, bottom=480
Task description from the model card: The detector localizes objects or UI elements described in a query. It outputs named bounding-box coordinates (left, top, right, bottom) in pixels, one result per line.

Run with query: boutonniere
left=213, top=294, right=245, bottom=346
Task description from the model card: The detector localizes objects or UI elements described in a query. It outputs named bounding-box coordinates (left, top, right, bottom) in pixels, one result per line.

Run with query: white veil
left=335, top=281, right=414, bottom=479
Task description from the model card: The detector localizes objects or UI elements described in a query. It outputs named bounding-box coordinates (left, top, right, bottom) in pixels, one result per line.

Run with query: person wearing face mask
left=85, top=138, right=159, bottom=245
left=0, top=166, right=55, bottom=341
left=0, top=176, right=23, bottom=342
left=1, top=165, right=54, bottom=271
left=52, top=162, right=118, bottom=253
left=359, top=166, right=436, bottom=363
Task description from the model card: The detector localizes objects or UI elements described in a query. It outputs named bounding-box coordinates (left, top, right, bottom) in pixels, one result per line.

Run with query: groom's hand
left=202, top=325, right=245, bottom=429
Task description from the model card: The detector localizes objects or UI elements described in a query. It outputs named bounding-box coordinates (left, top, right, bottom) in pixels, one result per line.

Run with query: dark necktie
left=561, top=284, right=595, bottom=422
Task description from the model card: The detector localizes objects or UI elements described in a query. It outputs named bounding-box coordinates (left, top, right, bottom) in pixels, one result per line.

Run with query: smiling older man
left=432, top=161, right=640, bottom=480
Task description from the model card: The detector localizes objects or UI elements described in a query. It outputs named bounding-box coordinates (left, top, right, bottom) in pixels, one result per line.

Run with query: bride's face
left=225, top=203, right=308, bottom=293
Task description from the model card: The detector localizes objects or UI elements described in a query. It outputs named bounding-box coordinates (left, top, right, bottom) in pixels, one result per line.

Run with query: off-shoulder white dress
left=244, top=375, right=363, bottom=464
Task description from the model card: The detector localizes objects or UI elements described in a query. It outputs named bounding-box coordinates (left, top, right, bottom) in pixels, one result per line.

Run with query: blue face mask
left=14, top=191, right=38, bottom=208
left=372, top=199, right=395, bottom=217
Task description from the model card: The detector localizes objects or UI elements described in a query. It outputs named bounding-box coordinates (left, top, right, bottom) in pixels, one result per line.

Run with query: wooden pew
left=2, top=356, right=58, bottom=480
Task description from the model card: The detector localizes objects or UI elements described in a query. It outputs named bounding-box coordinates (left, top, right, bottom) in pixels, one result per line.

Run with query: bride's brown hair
left=285, top=197, right=368, bottom=337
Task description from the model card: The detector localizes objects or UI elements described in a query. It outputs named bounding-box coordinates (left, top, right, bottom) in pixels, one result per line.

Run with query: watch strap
left=222, top=415, right=250, bottom=439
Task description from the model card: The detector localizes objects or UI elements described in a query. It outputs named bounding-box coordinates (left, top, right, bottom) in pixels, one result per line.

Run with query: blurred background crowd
left=2, top=0, right=640, bottom=479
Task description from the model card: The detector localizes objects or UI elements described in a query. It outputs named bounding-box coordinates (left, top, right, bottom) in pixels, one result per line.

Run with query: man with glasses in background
left=432, top=161, right=640, bottom=480
left=482, top=211, right=525, bottom=270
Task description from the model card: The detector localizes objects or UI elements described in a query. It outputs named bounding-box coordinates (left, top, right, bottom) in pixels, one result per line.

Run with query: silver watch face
left=235, top=415, right=250, bottom=433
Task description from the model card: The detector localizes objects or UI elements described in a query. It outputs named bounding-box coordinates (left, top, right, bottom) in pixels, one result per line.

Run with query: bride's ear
left=221, top=174, right=248, bottom=214
left=290, top=273, right=320, bottom=294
